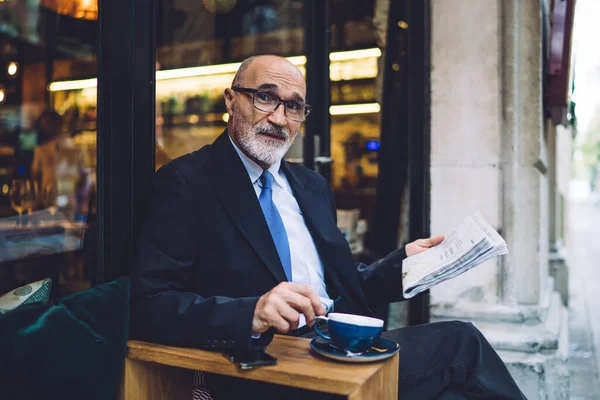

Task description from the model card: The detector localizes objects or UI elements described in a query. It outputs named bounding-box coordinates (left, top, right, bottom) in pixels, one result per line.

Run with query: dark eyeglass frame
left=232, top=87, right=312, bottom=122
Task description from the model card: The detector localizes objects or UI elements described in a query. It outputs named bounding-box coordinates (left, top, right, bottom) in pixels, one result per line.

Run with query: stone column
left=549, top=123, right=573, bottom=307
left=429, top=1, right=569, bottom=398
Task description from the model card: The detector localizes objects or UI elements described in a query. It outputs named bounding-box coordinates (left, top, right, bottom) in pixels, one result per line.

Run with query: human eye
left=256, top=91, right=275, bottom=103
left=286, top=101, right=302, bottom=111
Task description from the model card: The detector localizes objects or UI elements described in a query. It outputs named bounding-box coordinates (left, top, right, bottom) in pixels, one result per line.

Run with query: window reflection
left=32, top=0, right=387, bottom=275
left=153, top=0, right=385, bottom=258
left=0, top=1, right=97, bottom=299
left=155, top=0, right=305, bottom=170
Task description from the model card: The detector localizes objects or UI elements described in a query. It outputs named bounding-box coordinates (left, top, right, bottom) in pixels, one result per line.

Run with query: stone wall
left=429, top=0, right=570, bottom=398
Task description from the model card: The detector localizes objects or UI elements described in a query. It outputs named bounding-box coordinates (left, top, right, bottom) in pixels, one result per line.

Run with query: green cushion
left=0, top=278, right=52, bottom=314
left=0, top=277, right=130, bottom=400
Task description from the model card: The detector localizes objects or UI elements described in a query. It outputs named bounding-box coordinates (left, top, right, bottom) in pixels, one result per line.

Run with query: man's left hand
left=405, top=235, right=445, bottom=257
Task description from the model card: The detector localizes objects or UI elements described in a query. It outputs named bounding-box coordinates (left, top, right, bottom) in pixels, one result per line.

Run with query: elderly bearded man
left=131, top=55, right=527, bottom=400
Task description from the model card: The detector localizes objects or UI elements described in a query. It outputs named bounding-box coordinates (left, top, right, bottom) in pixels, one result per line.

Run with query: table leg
left=119, top=358, right=193, bottom=400
left=347, top=353, right=399, bottom=400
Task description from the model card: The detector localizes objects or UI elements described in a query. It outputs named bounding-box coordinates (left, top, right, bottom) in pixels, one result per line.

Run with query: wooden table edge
left=125, top=337, right=398, bottom=396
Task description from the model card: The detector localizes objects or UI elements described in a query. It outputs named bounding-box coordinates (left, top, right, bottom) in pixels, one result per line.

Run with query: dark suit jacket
left=130, top=131, right=407, bottom=353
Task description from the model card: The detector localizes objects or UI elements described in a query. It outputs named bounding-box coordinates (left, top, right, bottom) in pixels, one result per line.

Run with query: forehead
left=244, top=58, right=306, bottom=100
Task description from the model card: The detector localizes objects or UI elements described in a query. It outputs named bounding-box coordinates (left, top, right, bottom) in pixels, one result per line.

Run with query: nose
left=267, top=104, right=287, bottom=127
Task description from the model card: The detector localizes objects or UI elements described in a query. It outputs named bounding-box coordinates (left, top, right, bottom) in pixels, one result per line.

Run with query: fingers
left=428, top=234, right=445, bottom=246
left=253, top=296, right=297, bottom=333
left=270, top=298, right=300, bottom=332
left=252, top=282, right=325, bottom=334
left=419, top=234, right=444, bottom=247
left=281, top=290, right=316, bottom=325
left=287, top=283, right=327, bottom=316
left=277, top=301, right=302, bottom=331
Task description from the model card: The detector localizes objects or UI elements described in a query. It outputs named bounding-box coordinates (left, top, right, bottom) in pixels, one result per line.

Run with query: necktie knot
left=260, top=170, right=274, bottom=190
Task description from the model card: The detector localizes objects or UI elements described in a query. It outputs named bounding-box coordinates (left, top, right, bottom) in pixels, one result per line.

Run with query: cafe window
left=0, top=1, right=98, bottom=300
left=329, top=0, right=383, bottom=258
left=152, top=0, right=386, bottom=259
left=154, top=0, right=305, bottom=170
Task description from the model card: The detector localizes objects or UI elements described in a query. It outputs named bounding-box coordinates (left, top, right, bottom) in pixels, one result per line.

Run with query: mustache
left=254, top=125, right=290, bottom=140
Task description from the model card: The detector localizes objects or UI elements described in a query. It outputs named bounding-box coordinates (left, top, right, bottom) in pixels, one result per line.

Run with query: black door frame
left=303, top=0, right=331, bottom=179
left=96, top=0, right=156, bottom=282
left=406, top=0, right=432, bottom=325
left=371, top=0, right=431, bottom=325
left=96, top=0, right=431, bottom=327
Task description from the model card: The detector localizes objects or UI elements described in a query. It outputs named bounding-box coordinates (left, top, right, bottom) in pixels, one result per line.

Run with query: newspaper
left=401, top=212, right=508, bottom=299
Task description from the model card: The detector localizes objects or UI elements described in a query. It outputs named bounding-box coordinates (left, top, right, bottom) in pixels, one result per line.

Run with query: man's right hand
left=252, top=282, right=326, bottom=334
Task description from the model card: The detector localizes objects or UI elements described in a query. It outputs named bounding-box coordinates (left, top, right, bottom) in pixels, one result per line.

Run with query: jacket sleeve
left=130, top=163, right=272, bottom=351
left=324, top=185, right=408, bottom=307
left=356, top=247, right=407, bottom=305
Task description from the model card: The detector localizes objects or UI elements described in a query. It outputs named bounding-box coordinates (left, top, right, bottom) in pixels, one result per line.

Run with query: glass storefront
left=0, top=1, right=98, bottom=299
left=154, top=0, right=385, bottom=257
left=155, top=0, right=305, bottom=169
left=0, top=1, right=427, bottom=325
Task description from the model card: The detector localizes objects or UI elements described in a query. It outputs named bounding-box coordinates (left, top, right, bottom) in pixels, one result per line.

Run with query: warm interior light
left=156, top=62, right=242, bottom=81
left=0, top=89, right=5, bottom=103
left=7, top=62, right=18, bottom=76
left=48, top=78, right=97, bottom=92
left=397, top=21, right=409, bottom=29
left=156, top=55, right=306, bottom=81
left=41, top=0, right=98, bottom=20
left=222, top=113, right=230, bottom=123
left=49, top=48, right=381, bottom=91
left=329, top=48, right=381, bottom=62
left=330, top=57, right=378, bottom=81
left=329, top=103, right=381, bottom=115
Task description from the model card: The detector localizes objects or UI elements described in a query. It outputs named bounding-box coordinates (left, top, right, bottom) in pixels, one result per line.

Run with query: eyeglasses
left=232, top=87, right=312, bottom=122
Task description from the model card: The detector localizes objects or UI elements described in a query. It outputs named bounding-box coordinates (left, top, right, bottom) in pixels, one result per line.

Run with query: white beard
left=231, top=110, right=296, bottom=166
left=237, top=133, right=293, bottom=166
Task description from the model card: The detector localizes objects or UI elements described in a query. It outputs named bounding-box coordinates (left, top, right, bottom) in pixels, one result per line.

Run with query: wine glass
left=40, top=184, right=59, bottom=220
left=29, top=180, right=39, bottom=215
left=9, top=179, right=35, bottom=226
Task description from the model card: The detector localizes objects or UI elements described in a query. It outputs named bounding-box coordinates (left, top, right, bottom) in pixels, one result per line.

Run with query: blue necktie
left=259, top=171, right=292, bottom=281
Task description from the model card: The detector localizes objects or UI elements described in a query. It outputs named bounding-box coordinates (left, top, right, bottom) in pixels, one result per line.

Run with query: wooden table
left=121, top=335, right=399, bottom=399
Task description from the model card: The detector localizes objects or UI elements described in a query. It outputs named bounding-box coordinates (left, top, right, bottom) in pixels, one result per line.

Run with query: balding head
left=224, top=55, right=307, bottom=169
left=231, top=56, right=257, bottom=88
left=231, top=55, right=305, bottom=95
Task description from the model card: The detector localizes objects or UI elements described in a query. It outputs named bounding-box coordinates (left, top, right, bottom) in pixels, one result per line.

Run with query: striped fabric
left=192, top=370, right=213, bottom=400
left=21, top=279, right=52, bottom=306
left=0, top=278, right=52, bottom=314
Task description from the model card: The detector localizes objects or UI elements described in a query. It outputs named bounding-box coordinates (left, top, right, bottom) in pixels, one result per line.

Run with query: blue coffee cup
left=313, top=313, right=384, bottom=353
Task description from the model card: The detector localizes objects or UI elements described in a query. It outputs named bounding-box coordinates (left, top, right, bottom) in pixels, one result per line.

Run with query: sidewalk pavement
left=567, top=181, right=600, bottom=400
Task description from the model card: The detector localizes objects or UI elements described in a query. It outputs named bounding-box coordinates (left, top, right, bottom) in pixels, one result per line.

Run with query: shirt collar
left=228, top=135, right=283, bottom=187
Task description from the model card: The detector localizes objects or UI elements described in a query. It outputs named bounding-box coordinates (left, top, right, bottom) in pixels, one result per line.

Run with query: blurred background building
left=0, top=0, right=589, bottom=398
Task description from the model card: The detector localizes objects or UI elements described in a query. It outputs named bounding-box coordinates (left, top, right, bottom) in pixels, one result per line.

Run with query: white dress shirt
left=229, top=137, right=332, bottom=327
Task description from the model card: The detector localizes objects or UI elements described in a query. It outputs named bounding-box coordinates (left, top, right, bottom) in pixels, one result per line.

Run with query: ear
left=224, top=88, right=235, bottom=115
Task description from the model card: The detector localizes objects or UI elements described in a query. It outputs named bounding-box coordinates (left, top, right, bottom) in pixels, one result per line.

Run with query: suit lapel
left=281, top=162, right=368, bottom=307
left=207, top=132, right=287, bottom=283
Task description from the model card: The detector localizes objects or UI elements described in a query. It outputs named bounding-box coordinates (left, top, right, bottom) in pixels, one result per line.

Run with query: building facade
left=427, top=1, right=575, bottom=398
left=0, top=0, right=577, bottom=397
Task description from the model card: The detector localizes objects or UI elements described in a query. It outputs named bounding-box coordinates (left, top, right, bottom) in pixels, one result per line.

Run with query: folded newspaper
left=401, top=212, right=508, bottom=299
